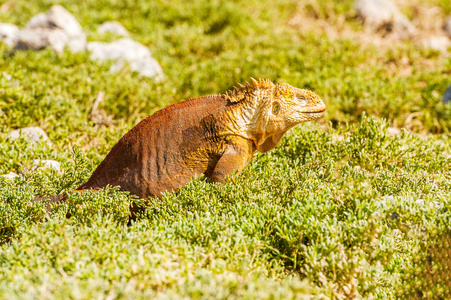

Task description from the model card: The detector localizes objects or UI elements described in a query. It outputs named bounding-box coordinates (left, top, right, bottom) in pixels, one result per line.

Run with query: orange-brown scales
left=36, top=78, right=326, bottom=215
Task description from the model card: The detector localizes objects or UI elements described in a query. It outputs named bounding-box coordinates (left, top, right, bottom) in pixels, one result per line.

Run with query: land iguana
left=35, top=78, right=326, bottom=214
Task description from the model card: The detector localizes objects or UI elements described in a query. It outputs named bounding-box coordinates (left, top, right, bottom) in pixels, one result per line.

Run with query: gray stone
left=355, top=0, right=416, bottom=39
left=443, top=84, right=451, bottom=104
left=0, top=172, right=19, bottom=180
left=32, top=159, right=61, bottom=173
left=7, top=127, right=49, bottom=144
left=98, top=21, right=129, bottom=36
left=88, top=38, right=164, bottom=80
left=443, top=17, right=451, bottom=39
left=0, top=23, right=19, bottom=46
left=14, top=5, right=86, bottom=53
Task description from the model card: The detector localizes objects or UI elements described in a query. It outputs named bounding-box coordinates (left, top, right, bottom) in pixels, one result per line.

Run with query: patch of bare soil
left=289, top=0, right=450, bottom=53
left=289, top=0, right=450, bottom=133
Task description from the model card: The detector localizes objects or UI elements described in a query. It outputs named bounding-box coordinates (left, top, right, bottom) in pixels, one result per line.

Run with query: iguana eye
left=295, top=95, right=306, bottom=106
left=272, top=103, right=280, bottom=115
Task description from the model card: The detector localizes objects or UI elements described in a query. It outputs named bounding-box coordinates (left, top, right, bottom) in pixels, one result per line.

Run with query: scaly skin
left=35, top=78, right=326, bottom=214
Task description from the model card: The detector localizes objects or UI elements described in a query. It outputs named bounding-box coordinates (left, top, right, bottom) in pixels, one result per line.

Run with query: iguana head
left=225, top=78, right=326, bottom=153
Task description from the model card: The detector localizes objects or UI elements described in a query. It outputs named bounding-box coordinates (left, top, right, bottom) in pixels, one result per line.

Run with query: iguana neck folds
left=219, top=78, right=326, bottom=153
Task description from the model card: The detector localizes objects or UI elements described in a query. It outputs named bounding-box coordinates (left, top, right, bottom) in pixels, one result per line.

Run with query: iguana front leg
left=211, top=137, right=256, bottom=183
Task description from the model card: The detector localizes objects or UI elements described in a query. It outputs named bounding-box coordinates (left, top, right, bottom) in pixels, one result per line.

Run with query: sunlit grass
left=1, top=0, right=451, bottom=298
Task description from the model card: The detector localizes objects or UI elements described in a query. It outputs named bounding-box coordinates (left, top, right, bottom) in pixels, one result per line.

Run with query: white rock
left=110, top=57, right=163, bottom=79
left=0, top=23, right=19, bottom=46
left=46, top=29, right=71, bottom=53
left=98, top=21, right=129, bottom=36
left=15, top=5, right=86, bottom=53
left=14, top=28, right=49, bottom=51
left=26, top=5, right=83, bottom=38
left=7, top=127, right=49, bottom=144
left=0, top=172, right=19, bottom=180
left=386, top=127, right=401, bottom=136
left=15, top=28, right=69, bottom=53
left=88, top=38, right=150, bottom=61
left=355, top=0, right=416, bottom=38
left=67, top=35, right=87, bottom=52
left=88, top=38, right=164, bottom=79
left=32, top=159, right=61, bottom=173
left=332, top=134, right=345, bottom=141
left=46, top=5, right=84, bottom=38
left=25, top=12, right=49, bottom=30
left=420, top=36, right=450, bottom=53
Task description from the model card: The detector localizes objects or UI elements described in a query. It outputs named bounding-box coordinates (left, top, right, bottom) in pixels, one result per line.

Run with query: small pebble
left=7, top=127, right=49, bottom=144
left=32, top=159, right=61, bottom=173
left=0, top=172, right=19, bottom=180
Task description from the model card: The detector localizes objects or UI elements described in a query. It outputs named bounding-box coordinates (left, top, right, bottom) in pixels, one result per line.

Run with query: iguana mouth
left=305, top=102, right=326, bottom=113
left=304, top=107, right=326, bottom=114
left=304, top=111, right=325, bottom=116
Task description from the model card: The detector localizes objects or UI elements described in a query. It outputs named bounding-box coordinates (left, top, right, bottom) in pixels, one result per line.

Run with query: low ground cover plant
left=1, top=0, right=451, bottom=298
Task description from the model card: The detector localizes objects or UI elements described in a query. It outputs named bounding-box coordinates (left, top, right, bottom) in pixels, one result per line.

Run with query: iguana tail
left=33, top=188, right=136, bottom=222
left=33, top=194, right=68, bottom=212
left=33, top=188, right=100, bottom=214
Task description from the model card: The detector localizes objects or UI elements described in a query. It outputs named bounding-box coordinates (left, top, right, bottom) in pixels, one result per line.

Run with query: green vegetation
left=1, top=0, right=451, bottom=298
